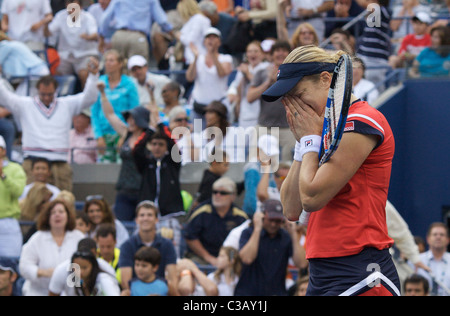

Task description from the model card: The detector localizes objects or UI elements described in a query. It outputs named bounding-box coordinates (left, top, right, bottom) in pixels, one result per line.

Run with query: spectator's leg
left=114, top=192, right=140, bottom=222
left=0, top=118, right=16, bottom=160
left=0, top=218, right=23, bottom=258
left=50, top=162, right=73, bottom=192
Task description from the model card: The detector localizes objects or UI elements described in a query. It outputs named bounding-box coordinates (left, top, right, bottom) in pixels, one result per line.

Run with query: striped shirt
left=358, top=6, right=392, bottom=60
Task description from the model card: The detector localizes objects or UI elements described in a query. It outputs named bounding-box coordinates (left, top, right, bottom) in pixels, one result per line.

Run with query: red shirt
left=398, top=33, right=431, bottom=56
left=306, top=101, right=395, bottom=259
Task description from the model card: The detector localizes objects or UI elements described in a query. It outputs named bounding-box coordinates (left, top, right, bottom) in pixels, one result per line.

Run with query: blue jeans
left=0, top=118, right=16, bottom=160
left=0, top=218, right=23, bottom=258
left=113, top=192, right=140, bottom=222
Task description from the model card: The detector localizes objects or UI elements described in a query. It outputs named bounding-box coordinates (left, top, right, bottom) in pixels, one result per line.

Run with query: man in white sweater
left=0, top=58, right=100, bottom=191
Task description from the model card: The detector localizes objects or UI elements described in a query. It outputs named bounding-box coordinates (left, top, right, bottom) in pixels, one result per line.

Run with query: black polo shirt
left=118, top=233, right=177, bottom=279
left=184, top=203, right=248, bottom=257
left=234, top=227, right=293, bottom=296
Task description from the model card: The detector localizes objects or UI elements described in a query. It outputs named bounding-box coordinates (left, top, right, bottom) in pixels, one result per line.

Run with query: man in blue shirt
left=235, top=199, right=307, bottom=296
left=100, top=0, right=173, bottom=60
left=118, top=201, right=178, bottom=295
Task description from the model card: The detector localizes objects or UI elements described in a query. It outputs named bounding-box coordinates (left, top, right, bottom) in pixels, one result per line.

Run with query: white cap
left=413, top=11, right=432, bottom=24
left=261, top=39, right=275, bottom=53
left=0, top=135, right=6, bottom=149
left=127, top=55, right=148, bottom=71
left=204, top=27, right=222, bottom=39
left=258, top=134, right=280, bottom=157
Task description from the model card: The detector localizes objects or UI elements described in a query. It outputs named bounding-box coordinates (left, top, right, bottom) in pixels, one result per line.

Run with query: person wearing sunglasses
left=184, top=177, right=248, bottom=266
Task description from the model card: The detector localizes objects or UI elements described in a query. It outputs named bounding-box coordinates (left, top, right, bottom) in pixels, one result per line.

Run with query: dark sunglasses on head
left=174, top=118, right=189, bottom=123
left=86, top=195, right=104, bottom=202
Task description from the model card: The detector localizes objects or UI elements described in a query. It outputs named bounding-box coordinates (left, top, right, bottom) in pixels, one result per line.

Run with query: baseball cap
left=262, top=62, right=336, bottom=102
left=127, top=55, right=148, bottom=71
left=0, top=135, right=6, bottom=149
left=261, top=199, right=285, bottom=220
left=258, top=134, right=280, bottom=157
left=204, top=27, right=222, bottom=39
left=413, top=11, right=432, bottom=24
left=122, top=106, right=150, bottom=130
left=0, top=257, right=17, bottom=274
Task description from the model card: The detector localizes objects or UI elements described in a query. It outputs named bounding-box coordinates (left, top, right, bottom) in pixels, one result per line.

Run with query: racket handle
left=299, top=210, right=310, bottom=226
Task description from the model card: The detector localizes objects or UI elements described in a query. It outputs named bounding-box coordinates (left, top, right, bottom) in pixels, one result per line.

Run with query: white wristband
left=294, top=141, right=303, bottom=162
left=299, top=135, right=321, bottom=160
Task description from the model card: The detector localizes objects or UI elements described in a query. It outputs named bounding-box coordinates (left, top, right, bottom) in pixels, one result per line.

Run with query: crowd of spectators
left=0, top=0, right=449, bottom=297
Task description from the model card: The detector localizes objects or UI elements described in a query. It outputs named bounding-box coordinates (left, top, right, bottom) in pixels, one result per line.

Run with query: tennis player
left=262, top=45, right=401, bottom=296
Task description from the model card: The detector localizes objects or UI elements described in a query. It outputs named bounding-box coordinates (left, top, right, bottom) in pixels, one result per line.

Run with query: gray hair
left=199, top=0, right=217, bottom=14
left=213, top=177, right=236, bottom=195
left=168, top=106, right=188, bottom=122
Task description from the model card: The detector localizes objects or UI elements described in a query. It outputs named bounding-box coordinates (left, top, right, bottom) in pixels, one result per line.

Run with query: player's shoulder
left=347, top=100, right=391, bottom=135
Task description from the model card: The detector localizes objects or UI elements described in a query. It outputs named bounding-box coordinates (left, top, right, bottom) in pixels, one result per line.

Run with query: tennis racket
left=299, top=54, right=353, bottom=226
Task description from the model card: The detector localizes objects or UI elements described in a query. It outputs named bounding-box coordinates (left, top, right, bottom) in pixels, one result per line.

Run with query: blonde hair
left=177, top=0, right=201, bottom=22
left=56, top=190, right=76, bottom=213
left=20, top=182, right=53, bottom=221
left=291, top=23, right=319, bottom=48
left=284, top=45, right=345, bottom=65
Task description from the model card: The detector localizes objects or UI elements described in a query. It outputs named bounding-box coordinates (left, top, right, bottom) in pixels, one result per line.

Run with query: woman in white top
left=208, top=246, right=241, bottom=296
left=71, top=250, right=120, bottom=296
left=186, top=27, right=233, bottom=125
left=352, top=57, right=379, bottom=105
left=19, top=199, right=85, bottom=296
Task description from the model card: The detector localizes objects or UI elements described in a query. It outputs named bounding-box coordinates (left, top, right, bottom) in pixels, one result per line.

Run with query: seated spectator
left=410, top=26, right=450, bottom=78
left=91, top=49, right=139, bottom=163
left=184, top=177, right=248, bottom=266
left=389, top=12, right=432, bottom=69
left=168, top=106, right=191, bottom=133
left=48, top=237, right=116, bottom=296
left=403, top=274, right=430, bottom=296
left=192, top=149, right=230, bottom=209
left=176, top=258, right=218, bottom=296
left=0, top=32, right=50, bottom=95
left=158, top=81, right=189, bottom=127
left=69, top=109, right=98, bottom=164
left=20, top=183, right=53, bottom=226
left=293, top=275, right=309, bottom=296
left=95, top=223, right=122, bottom=285
left=97, top=81, right=149, bottom=221
left=122, top=246, right=169, bottom=296
left=324, top=0, right=365, bottom=38
left=329, top=28, right=355, bottom=55
left=185, top=27, right=233, bottom=124
left=44, top=0, right=99, bottom=89
left=178, top=0, right=212, bottom=65
left=208, top=246, right=242, bottom=296
left=19, top=158, right=61, bottom=202
left=83, top=196, right=129, bottom=248
left=19, top=199, right=85, bottom=296
left=0, top=58, right=100, bottom=192
left=75, top=211, right=91, bottom=236
left=127, top=55, right=171, bottom=108
left=71, top=250, right=121, bottom=296
left=118, top=201, right=178, bottom=295
left=1, top=0, right=53, bottom=51
left=234, top=200, right=307, bottom=296
left=390, top=0, right=431, bottom=46
left=100, top=0, right=173, bottom=60
left=352, top=57, right=379, bottom=104
left=0, top=135, right=26, bottom=258
left=0, top=257, right=23, bottom=296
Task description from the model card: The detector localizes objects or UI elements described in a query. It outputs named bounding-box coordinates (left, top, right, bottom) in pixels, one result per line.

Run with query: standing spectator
left=118, top=201, right=178, bottom=295
left=0, top=58, right=100, bottom=192
left=19, top=158, right=61, bottom=202
left=186, top=27, right=233, bottom=125
left=83, top=196, right=129, bottom=248
left=44, top=0, right=99, bottom=89
left=356, top=0, right=392, bottom=90
left=19, top=200, right=85, bottom=296
left=352, top=57, right=379, bottom=104
left=418, top=222, right=450, bottom=296
left=97, top=80, right=149, bottom=221
left=234, top=200, right=307, bottom=296
left=234, top=0, right=278, bottom=41
left=91, top=49, right=139, bottom=163
left=1, top=0, right=53, bottom=50
left=184, top=177, right=248, bottom=266
left=127, top=55, right=171, bottom=108
left=0, top=135, right=26, bottom=258
left=403, top=274, right=430, bottom=296
left=178, top=0, right=212, bottom=65
left=410, top=26, right=450, bottom=78
left=247, top=40, right=295, bottom=162
left=91, top=0, right=114, bottom=54
left=0, top=257, right=23, bottom=296
left=69, top=109, right=98, bottom=164
left=71, top=250, right=120, bottom=296
left=100, top=0, right=173, bottom=60
left=324, top=0, right=365, bottom=38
